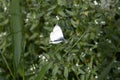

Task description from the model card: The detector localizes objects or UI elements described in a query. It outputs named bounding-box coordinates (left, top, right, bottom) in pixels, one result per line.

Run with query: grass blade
left=10, top=0, right=22, bottom=68
left=35, top=62, right=52, bottom=80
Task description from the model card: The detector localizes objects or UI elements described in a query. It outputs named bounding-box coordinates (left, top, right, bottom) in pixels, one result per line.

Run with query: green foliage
left=10, top=0, right=23, bottom=75
left=0, top=0, right=120, bottom=80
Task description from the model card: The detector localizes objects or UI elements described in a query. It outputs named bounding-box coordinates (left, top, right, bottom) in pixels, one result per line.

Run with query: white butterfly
left=50, top=24, right=65, bottom=44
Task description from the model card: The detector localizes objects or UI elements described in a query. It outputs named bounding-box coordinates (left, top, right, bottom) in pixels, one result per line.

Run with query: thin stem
left=0, top=50, right=15, bottom=80
left=63, top=29, right=88, bottom=57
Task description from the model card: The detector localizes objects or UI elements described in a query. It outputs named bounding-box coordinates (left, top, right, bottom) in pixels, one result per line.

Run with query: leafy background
left=0, top=0, right=120, bottom=80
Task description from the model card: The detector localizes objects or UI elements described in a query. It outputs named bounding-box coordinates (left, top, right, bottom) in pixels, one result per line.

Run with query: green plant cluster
left=0, top=0, right=120, bottom=80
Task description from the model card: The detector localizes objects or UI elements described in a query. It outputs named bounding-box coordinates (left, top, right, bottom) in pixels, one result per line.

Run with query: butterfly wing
left=53, top=25, right=64, bottom=38
left=50, top=25, right=65, bottom=44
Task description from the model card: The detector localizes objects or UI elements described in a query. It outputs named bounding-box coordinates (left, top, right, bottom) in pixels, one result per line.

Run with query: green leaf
left=35, top=62, right=53, bottom=80
left=10, top=0, right=22, bottom=68
left=64, top=67, right=68, bottom=79
left=29, top=33, right=39, bottom=40
left=0, top=19, right=9, bottom=26
left=58, top=9, right=66, bottom=17
left=57, top=0, right=66, bottom=6
left=97, top=61, right=114, bottom=80
left=0, top=76, right=7, bottom=80
left=52, top=65, right=59, bottom=76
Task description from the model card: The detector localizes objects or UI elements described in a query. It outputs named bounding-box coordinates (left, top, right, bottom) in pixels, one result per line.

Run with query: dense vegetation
left=0, top=0, right=120, bottom=80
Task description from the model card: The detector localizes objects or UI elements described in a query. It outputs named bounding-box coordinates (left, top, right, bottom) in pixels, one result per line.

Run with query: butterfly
left=50, top=24, right=65, bottom=44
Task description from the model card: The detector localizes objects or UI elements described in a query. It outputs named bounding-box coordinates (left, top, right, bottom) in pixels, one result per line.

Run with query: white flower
left=118, top=67, right=120, bottom=70
left=56, top=15, right=60, bottom=20
left=94, top=19, right=99, bottom=24
left=0, top=32, right=7, bottom=37
left=106, top=39, right=112, bottom=43
left=76, top=63, right=79, bottom=67
left=39, top=34, right=43, bottom=38
left=74, top=4, right=79, bottom=7
left=39, top=54, right=48, bottom=62
left=100, top=21, right=106, bottom=25
left=118, top=7, right=120, bottom=10
left=94, top=0, right=98, bottom=5
left=95, top=75, right=98, bottom=79
left=4, top=7, right=7, bottom=11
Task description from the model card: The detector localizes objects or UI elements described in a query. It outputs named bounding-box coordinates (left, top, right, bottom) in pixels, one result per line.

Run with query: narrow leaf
left=64, top=67, right=68, bottom=79
left=10, top=0, right=23, bottom=68
left=35, top=62, right=53, bottom=80
left=97, top=61, right=114, bottom=80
